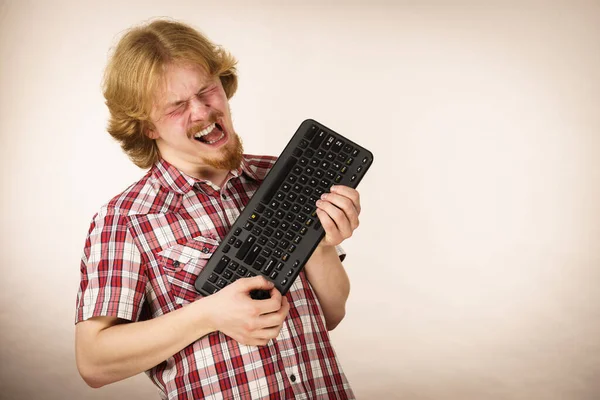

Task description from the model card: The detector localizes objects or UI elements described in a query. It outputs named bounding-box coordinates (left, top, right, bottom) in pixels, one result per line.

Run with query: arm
left=305, top=185, right=361, bottom=330
left=76, top=276, right=289, bottom=388
left=303, top=244, right=350, bottom=330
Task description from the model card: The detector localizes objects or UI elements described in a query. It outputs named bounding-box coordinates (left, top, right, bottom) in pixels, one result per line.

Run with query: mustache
left=187, top=113, right=224, bottom=137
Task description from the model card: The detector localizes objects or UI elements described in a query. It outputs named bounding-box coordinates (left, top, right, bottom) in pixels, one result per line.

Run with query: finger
left=330, top=185, right=361, bottom=214
left=315, top=208, right=342, bottom=245
left=258, top=297, right=289, bottom=327
left=319, top=192, right=360, bottom=230
left=255, top=289, right=284, bottom=315
left=256, top=325, right=283, bottom=341
left=235, top=276, right=275, bottom=292
left=316, top=201, right=353, bottom=239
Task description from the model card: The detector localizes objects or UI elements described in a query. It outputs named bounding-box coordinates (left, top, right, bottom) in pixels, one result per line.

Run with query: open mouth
left=193, top=122, right=226, bottom=145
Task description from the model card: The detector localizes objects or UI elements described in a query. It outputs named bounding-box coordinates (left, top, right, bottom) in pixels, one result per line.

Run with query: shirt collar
left=151, top=156, right=259, bottom=195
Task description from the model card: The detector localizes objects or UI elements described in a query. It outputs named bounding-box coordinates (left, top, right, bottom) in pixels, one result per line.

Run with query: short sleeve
left=75, top=209, right=147, bottom=324
left=335, top=244, right=346, bottom=262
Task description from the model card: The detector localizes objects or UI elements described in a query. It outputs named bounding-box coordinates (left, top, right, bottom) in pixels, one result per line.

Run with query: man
left=75, top=19, right=361, bottom=399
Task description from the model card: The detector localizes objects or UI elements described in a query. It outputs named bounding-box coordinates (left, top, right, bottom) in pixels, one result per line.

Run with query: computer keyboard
left=194, top=119, right=374, bottom=296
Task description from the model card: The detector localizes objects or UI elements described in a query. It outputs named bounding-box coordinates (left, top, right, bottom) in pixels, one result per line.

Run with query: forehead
left=155, top=63, right=215, bottom=106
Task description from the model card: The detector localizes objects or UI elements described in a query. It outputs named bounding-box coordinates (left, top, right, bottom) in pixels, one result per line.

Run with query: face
left=148, top=63, right=243, bottom=177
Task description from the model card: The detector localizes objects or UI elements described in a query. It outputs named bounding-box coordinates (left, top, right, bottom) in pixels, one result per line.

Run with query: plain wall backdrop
left=1, top=0, right=599, bottom=399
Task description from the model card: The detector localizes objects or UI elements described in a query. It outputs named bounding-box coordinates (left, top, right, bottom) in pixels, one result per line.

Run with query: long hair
left=102, top=19, right=238, bottom=169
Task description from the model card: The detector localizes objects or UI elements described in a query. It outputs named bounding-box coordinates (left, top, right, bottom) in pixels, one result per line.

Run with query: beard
left=201, top=129, right=244, bottom=171
left=187, top=112, right=244, bottom=172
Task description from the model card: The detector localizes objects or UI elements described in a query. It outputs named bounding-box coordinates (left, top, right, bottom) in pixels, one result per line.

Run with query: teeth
left=205, top=132, right=225, bottom=144
left=194, top=123, right=216, bottom=138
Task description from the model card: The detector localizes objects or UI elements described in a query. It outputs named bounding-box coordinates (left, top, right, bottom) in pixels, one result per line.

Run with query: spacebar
left=260, top=156, right=297, bottom=204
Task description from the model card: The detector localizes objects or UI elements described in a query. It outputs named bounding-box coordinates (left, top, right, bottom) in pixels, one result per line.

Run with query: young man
left=75, top=19, right=362, bottom=399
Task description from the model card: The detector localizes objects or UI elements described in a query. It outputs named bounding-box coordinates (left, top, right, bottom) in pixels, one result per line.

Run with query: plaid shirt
left=75, top=155, right=355, bottom=400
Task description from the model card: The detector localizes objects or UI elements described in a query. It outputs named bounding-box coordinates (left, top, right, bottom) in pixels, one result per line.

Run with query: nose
left=189, top=96, right=210, bottom=122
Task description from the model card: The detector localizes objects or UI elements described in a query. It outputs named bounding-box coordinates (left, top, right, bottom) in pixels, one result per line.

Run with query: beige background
left=1, top=0, right=599, bottom=399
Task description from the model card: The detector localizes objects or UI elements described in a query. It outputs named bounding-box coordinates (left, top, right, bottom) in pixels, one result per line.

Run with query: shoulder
left=94, top=169, right=167, bottom=223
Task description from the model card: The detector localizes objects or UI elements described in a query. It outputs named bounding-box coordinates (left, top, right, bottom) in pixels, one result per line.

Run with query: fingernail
left=321, top=194, right=327, bottom=200
left=316, top=200, right=322, bottom=206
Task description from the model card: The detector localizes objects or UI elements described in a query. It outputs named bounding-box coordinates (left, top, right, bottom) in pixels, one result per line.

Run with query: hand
left=315, top=185, right=361, bottom=248
left=205, top=276, right=290, bottom=346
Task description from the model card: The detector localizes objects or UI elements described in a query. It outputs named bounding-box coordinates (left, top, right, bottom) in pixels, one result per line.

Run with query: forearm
left=303, top=244, right=350, bottom=330
left=76, top=297, right=216, bottom=387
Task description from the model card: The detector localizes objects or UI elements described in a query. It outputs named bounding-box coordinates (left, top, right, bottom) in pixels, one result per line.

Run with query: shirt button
left=290, top=374, right=296, bottom=382
left=222, top=194, right=227, bottom=200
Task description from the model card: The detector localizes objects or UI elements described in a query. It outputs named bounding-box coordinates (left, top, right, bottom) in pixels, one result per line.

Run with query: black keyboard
left=194, top=119, right=374, bottom=296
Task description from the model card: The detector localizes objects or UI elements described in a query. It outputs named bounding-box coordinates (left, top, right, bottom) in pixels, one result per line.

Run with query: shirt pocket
left=158, top=236, right=219, bottom=306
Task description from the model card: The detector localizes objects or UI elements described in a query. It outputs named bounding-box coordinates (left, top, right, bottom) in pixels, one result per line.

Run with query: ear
left=146, top=127, right=159, bottom=140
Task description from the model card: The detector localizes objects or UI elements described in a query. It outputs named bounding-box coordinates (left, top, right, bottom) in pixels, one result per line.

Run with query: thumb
left=237, top=275, right=274, bottom=292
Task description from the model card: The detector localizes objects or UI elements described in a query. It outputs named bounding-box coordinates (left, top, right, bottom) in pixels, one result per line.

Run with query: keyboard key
left=235, top=236, right=256, bottom=260
left=223, top=270, right=233, bottom=279
left=243, top=221, right=253, bottom=230
left=310, top=130, right=327, bottom=149
left=228, top=261, right=239, bottom=271
left=217, top=278, right=228, bottom=288
left=285, top=231, right=294, bottom=240
left=234, top=227, right=242, bottom=236
left=323, top=134, right=335, bottom=150
left=263, top=258, right=276, bottom=274
left=222, top=244, right=231, bottom=253
left=253, top=256, right=266, bottom=269
left=270, top=271, right=279, bottom=279
left=292, top=147, right=303, bottom=157
left=352, top=148, right=360, bottom=157
left=214, top=256, right=230, bottom=274
left=332, top=139, right=344, bottom=152
left=316, top=149, right=326, bottom=158
left=305, top=125, right=318, bottom=139
left=202, top=282, right=218, bottom=294
left=208, top=273, right=218, bottom=283
left=345, top=157, right=354, bottom=166
left=234, top=239, right=243, bottom=248
left=244, top=244, right=262, bottom=265
left=255, top=203, right=266, bottom=213
left=343, top=144, right=354, bottom=153
left=299, top=139, right=309, bottom=148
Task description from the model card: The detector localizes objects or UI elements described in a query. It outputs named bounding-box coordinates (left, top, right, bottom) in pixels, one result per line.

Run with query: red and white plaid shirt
left=75, top=155, right=355, bottom=399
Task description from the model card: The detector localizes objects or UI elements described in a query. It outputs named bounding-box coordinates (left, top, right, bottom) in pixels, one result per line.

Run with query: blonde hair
left=102, top=19, right=238, bottom=169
